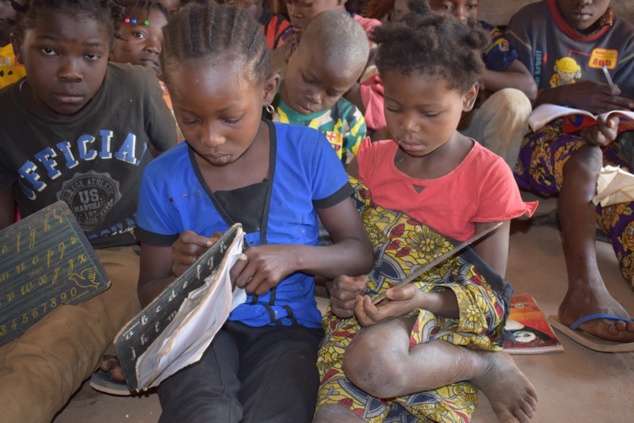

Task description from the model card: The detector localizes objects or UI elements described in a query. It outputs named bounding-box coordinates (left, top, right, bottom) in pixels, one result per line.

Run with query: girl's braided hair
left=372, top=0, right=487, bottom=93
left=161, top=1, right=270, bottom=85
left=10, top=0, right=124, bottom=38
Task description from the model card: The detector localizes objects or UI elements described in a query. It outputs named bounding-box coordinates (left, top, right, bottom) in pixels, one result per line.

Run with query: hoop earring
left=264, top=102, right=275, bottom=115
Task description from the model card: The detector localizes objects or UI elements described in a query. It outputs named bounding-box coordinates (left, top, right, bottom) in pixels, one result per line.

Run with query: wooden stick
left=371, top=221, right=503, bottom=305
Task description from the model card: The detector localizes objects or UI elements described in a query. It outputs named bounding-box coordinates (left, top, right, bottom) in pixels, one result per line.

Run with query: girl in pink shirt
left=315, top=1, right=538, bottom=422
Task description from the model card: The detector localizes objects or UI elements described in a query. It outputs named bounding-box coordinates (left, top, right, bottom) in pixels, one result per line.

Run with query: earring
left=264, top=101, right=275, bottom=115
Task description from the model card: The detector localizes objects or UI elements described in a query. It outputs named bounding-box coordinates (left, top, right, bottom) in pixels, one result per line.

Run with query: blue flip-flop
left=548, top=313, right=634, bottom=353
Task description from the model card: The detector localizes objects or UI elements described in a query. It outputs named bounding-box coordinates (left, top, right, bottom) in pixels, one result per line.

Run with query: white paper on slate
left=135, top=231, right=246, bottom=390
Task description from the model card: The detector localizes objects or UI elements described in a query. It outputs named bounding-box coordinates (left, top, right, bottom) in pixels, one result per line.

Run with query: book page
left=528, top=104, right=595, bottom=132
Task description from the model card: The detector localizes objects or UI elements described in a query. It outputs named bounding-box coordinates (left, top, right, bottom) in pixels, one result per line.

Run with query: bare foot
left=472, top=352, right=537, bottom=423
left=99, top=355, right=126, bottom=382
left=559, top=283, right=634, bottom=342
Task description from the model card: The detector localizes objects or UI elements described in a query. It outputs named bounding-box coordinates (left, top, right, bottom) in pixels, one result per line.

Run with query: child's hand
left=329, top=275, right=368, bottom=318
left=354, top=284, right=423, bottom=326
left=229, top=245, right=296, bottom=296
left=171, top=231, right=222, bottom=277
left=553, top=80, right=634, bottom=114
left=580, top=114, right=620, bottom=147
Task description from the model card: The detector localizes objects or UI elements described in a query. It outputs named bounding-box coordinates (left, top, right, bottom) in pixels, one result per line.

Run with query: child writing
left=428, top=0, right=537, bottom=169
left=314, top=1, right=538, bottom=422
left=272, top=9, right=368, bottom=167
left=0, top=0, right=25, bottom=88
left=0, top=0, right=176, bottom=421
left=130, top=2, right=373, bottom=422
left=506, top=0, right=634, bottom=346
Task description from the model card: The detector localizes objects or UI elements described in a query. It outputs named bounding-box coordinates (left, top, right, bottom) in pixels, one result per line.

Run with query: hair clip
left=123, top=18, right=150, bottom=25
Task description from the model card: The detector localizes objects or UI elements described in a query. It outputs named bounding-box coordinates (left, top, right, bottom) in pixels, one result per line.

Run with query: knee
left=488, top=88, right=532, bottom=119
left=342, top=328, right=408, bottom=398
left=563, top=145, right=602, bottom=180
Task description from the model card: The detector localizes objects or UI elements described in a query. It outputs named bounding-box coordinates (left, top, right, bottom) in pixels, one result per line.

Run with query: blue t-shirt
left=136, top=121, right=352, bottom=328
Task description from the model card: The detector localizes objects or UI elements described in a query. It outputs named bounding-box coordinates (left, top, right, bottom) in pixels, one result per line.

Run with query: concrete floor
left=52, top=194, right=634, bottom=423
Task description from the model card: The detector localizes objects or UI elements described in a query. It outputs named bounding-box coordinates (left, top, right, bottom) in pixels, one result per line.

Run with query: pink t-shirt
left=357, top=138, right=538, bottom=241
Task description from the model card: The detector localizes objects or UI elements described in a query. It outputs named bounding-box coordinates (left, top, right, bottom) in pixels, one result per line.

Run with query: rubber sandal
left=548, top=314, right=634, bottom=353
left=90, top=370, right=134, bottom=396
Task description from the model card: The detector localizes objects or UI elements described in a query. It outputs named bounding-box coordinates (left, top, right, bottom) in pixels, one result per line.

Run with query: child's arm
left=481, top=59, right=537, bottom=101
left=137, top=231, right=222, bottom=307
left=473, top=220, right=511, bottom=277
left=579, top=113, right=620, bottom=147
left=230, top=197, right=374, bottom=296
left=0, top=188, right=15, bottom=231
left=535, top=80, right=634, bottom=114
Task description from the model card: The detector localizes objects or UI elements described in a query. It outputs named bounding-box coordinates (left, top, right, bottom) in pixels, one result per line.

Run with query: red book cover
left=503, top=293, right=564, bottom=354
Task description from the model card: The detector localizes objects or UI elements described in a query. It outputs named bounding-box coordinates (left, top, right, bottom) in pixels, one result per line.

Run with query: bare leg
left=343, top=318, right=537, bottom=423
left=558, top=145, right=634, bottom=341
left=313, top=404, right=365, bottom=423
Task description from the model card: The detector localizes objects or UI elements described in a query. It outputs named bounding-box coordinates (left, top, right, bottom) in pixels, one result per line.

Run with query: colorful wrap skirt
left=515, top=120, right=634, bottom=289
left=316, top=179, right=513, bottom=423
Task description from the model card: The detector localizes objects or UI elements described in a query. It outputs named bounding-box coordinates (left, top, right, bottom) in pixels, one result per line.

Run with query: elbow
left=359, top=237, right=375, bottom=274
left=525, top=82, right=538, bottom=102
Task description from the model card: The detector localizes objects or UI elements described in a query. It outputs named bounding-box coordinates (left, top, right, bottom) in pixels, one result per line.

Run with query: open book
left=114, top=224, right=246, bottom=392
left=528, top=104, right=634, bottom=134
left=503, top=293, right=563, bottom=354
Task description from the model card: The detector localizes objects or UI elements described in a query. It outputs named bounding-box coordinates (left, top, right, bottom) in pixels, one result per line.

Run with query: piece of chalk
left=238, top=253, right=248, bottom=260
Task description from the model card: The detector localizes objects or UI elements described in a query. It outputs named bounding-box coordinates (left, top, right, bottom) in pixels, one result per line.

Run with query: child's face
left=12, top=11, right=110, bottom=116
left=285, top=0, right=343, bottom=32
left=382, top=69, right=477, bottom=157
left=429, top=0, right=479, bottom=23
left=556, top=0, right=611, bottom=32
left=166, top=60, right=277, bottom=167
left=281, top=48, right=358, bottom=115
left=156, top=0, right=181, bottom=15
left=111, top=8, right=168, bottom=76
left=0, top=0, right=16, bottom=32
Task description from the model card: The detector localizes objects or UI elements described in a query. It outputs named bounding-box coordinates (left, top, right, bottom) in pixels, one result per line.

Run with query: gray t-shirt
left=0, top=62, right=176, bottom=248
left=506, top=0, right=634, bottom=98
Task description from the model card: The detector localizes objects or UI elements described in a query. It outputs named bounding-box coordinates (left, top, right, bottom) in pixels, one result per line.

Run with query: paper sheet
left=593, top=165, right=634, bottom=207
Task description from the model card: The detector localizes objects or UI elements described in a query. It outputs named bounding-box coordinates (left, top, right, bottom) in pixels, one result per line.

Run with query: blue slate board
left=0, top=201, right=110, bottom=346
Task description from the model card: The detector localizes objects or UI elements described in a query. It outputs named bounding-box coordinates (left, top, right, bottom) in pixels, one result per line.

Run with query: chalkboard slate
left=0, top=201, right=110, bottom=346
left=114, top=224, right=242, bottom=391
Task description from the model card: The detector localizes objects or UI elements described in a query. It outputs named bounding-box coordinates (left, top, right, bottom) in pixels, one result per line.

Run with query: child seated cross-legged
left=314, top=2, right=539, bottom=423
left=0, top=0, right=176, bottom=420
left=272, top=9, right=368, bottom=167
left=132, top=2, right=374, bottom=422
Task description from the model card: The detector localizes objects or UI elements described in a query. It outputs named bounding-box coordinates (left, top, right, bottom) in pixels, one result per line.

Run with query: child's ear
left=10, top=33, right=24, bottom=65
left=263, top=72, right=281, bottom=104
left=462, top=82, right=479, bottom=112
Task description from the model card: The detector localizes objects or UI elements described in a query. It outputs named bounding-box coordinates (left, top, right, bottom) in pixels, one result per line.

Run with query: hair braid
left=373, top=0, right=487, bottom=93
left=162, top=1, right=270, bottom=85
left=11, top=0, right=123, bottom=38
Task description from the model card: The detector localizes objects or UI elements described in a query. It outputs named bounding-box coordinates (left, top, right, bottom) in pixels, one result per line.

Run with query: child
left=314, top=1, right=538, bottom=422
left=282, top=0, right=387, bottom=134
left=506, top=0, right=634, bottom=345
left=133, top=2, right=373, bottom=422
left=0, top=0, right=25, bottom=88
left=109, top=0, right=185, bottom=142
left=110, top=1, right=169, bottom=78
left=428, top=0, right=536, bottom=169
left=272, top=9, right=368, bottom=167
left=221, top=0, right=294, bottom=49
left=0, top=0, right=176, bottom=420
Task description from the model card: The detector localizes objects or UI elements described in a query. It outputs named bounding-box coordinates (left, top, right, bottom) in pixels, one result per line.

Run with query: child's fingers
left=178, top=230, right=214, bottom=249
left=385, top=284, right=417, bottom=301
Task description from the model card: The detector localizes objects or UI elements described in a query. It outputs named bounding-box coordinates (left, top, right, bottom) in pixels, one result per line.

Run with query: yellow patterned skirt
left=316, top=179, right=512, bottom=423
